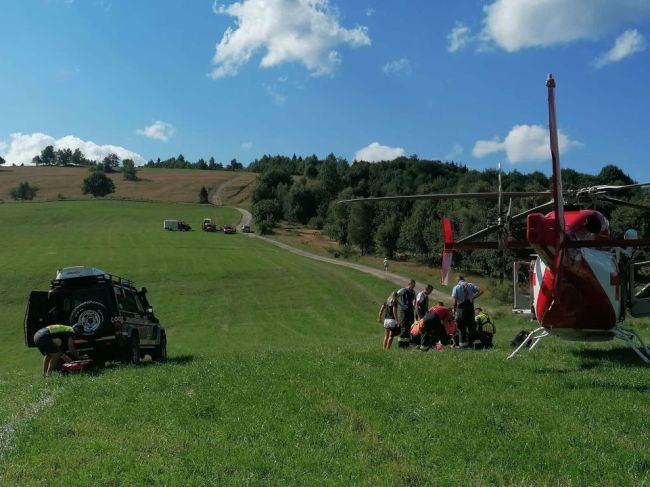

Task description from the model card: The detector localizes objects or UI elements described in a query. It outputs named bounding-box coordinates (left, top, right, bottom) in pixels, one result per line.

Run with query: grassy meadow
left=0, top=200, right=649, bottom=486
left=0, top=166, right=257, bottom=204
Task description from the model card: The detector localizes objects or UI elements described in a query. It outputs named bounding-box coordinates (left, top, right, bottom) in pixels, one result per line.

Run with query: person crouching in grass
left=33, top=324, right=83, bottom=377
left=378, top=291, right=399, bottom=350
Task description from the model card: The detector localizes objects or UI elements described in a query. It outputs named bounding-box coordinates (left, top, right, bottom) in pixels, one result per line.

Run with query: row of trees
left=29, top=146, right=139, bottom=181
left=144, top=155, right=244, bottom=171
left=32, top=146, right=96, bottom=167
left=249, top=154, right=648, bottom=276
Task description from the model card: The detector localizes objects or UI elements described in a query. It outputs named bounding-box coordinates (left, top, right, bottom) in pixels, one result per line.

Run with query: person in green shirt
left=33, top=324, right=83, bottom=377
left=474, top=308, right=495, bottom=349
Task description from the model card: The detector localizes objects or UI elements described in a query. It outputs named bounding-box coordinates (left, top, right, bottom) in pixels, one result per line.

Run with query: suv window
left=117, top=287, right=142, bottom=314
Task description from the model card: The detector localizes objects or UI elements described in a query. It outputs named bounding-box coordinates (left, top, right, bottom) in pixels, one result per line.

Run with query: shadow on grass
left=563, top=381, right=650, bottom=393
left=572, top=347, right=648, bottom=368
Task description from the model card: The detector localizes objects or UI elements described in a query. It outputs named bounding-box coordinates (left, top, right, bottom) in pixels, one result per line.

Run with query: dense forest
left=248, top=153, right=650, bottom=277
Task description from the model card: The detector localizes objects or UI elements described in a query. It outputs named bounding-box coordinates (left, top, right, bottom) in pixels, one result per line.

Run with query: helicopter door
left=628, top=260, right=650, bottom=317
left=512, top=261, right=532, bottom=314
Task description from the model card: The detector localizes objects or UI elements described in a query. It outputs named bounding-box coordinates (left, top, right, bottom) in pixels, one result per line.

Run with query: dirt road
left=232, top=208, right=447, bottom=300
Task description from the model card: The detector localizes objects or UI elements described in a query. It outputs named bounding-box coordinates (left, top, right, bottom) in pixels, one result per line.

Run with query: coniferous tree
left=199, top=186, right=209, bottom=204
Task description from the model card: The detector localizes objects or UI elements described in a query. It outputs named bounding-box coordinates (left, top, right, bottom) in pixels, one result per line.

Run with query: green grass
left=0, top=201, right=649, bottom=486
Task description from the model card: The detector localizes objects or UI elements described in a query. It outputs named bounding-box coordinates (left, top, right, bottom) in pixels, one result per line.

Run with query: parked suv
left=24, top=266, right=167, bottom=365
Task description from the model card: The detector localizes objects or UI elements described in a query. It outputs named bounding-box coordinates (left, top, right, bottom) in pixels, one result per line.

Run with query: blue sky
left=1, top=0, right=649, bottom=182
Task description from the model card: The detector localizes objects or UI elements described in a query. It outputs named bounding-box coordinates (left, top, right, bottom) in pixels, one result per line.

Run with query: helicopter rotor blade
left=598, top=195, right=650, bottom=212
left=457, top=200, right=554, bottom=243
left=338, top=191, right=552, bottom=204
left=573, top=182, right=650, bottom=196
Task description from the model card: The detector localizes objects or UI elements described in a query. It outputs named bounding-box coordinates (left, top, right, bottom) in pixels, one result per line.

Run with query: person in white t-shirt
left=415, top=284, right=433, bottom=320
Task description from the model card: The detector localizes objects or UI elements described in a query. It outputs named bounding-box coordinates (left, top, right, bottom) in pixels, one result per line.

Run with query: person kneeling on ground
left=474, top=308, right=496, bottom=349
left=410, top=319, right=423, bottom=345
left=420, top=302, right=454, bottom=351
left=34, top=324, right=83, bottom=377
left=378, top=291, right=400, bottom=350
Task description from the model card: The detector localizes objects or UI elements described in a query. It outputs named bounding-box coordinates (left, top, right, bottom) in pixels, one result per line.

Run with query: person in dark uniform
left=419, top=302, right=454, bottom=350
left=396, top=280, right=416, bottom=348
left=451, top=276, right=483, bottom=348
left=33, top=324, right=83, bottom=377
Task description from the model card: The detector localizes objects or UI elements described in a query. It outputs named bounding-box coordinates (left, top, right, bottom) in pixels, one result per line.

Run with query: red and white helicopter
left=343, top=74, right=650, bottom=362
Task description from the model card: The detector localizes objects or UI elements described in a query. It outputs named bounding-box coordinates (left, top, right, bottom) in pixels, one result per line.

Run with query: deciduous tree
left=122, top=159, right=138, bottom=181
left=82, top=171, right=115, bottom=197
left=10, top=181, right=39, bottom=200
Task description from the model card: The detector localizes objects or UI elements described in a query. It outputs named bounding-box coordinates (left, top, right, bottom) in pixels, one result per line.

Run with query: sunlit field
left=0, top=201, right=648, bottom=486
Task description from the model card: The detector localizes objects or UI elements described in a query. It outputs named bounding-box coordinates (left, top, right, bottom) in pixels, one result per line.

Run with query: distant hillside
left=0, top=166, right=257, bottom=205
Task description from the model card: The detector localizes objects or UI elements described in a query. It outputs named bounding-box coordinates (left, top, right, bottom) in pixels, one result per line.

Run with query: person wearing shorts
left=33, top=324, right=82, bottom=377
left=378, top=291, right=399, bottom=350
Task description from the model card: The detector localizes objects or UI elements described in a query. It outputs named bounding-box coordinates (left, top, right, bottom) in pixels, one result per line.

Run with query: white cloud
left=472, top=124, right=582, bottom=164
left=95, top=0, right=111, bottom=12
left=449, top=0, right=650, bottom=52
left=136, top=120, right=176, bottom=142
left=262, top=83, right=287, bottom=104
left=241, top=141, right=253, bottom=150
left=354, top=142, right=405, bottom=162
left=444, top=143, right=464, bottom=161
left=210, top=0, right=371, bottom=79
left=447, top=22, right=473, bottom=52
left=381, top=58, right=412, bottom=76
left=594, top=29, right=647, bottom=68
left=365, top=7, right=374, bottom=17
left=0, top=132, right=145, bottom=166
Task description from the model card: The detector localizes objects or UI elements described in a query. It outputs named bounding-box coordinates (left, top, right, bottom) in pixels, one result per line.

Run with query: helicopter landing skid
left=613, top=325, right=650, bottom=364
left=507, top=326, right=550, bottom=360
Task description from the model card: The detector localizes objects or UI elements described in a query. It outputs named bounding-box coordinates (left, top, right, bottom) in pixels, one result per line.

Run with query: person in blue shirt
left=451, top=276, right=483, bottom=348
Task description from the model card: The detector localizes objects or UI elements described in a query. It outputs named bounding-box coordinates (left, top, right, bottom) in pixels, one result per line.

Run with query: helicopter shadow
left=571, top=347, right=649, bottom=369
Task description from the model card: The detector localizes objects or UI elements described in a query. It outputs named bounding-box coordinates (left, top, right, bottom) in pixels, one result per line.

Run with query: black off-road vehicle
left=24, top=267, right=167, bottom=365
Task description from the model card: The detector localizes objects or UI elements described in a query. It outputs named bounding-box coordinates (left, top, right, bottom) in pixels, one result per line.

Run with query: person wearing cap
left=33, top=324, right=83, bottom=377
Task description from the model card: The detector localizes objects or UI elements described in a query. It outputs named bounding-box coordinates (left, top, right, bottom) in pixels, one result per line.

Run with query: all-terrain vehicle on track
left=202, top=218, right=218, bottom=232
left=24, top=267, right=167, bottom=365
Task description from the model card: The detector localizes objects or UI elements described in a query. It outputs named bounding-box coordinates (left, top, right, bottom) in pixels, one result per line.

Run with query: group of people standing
left=378, top=276, right=489, bottom=351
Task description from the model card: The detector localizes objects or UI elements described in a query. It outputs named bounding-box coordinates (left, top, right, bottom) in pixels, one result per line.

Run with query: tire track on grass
left=210, top=174, right=255, bottom=207
left=0, top=389, right=59, bottom=464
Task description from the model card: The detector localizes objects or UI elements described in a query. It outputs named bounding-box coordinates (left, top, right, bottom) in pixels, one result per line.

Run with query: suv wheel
left=70, top=301, right=108, bottom=337
left=121, top=334, right=140, bottom=365
left=152, top=332, right=167, bottom=362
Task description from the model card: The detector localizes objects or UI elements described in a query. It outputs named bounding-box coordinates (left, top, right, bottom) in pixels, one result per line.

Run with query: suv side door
left=117, top=286, right=154, bottom=343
